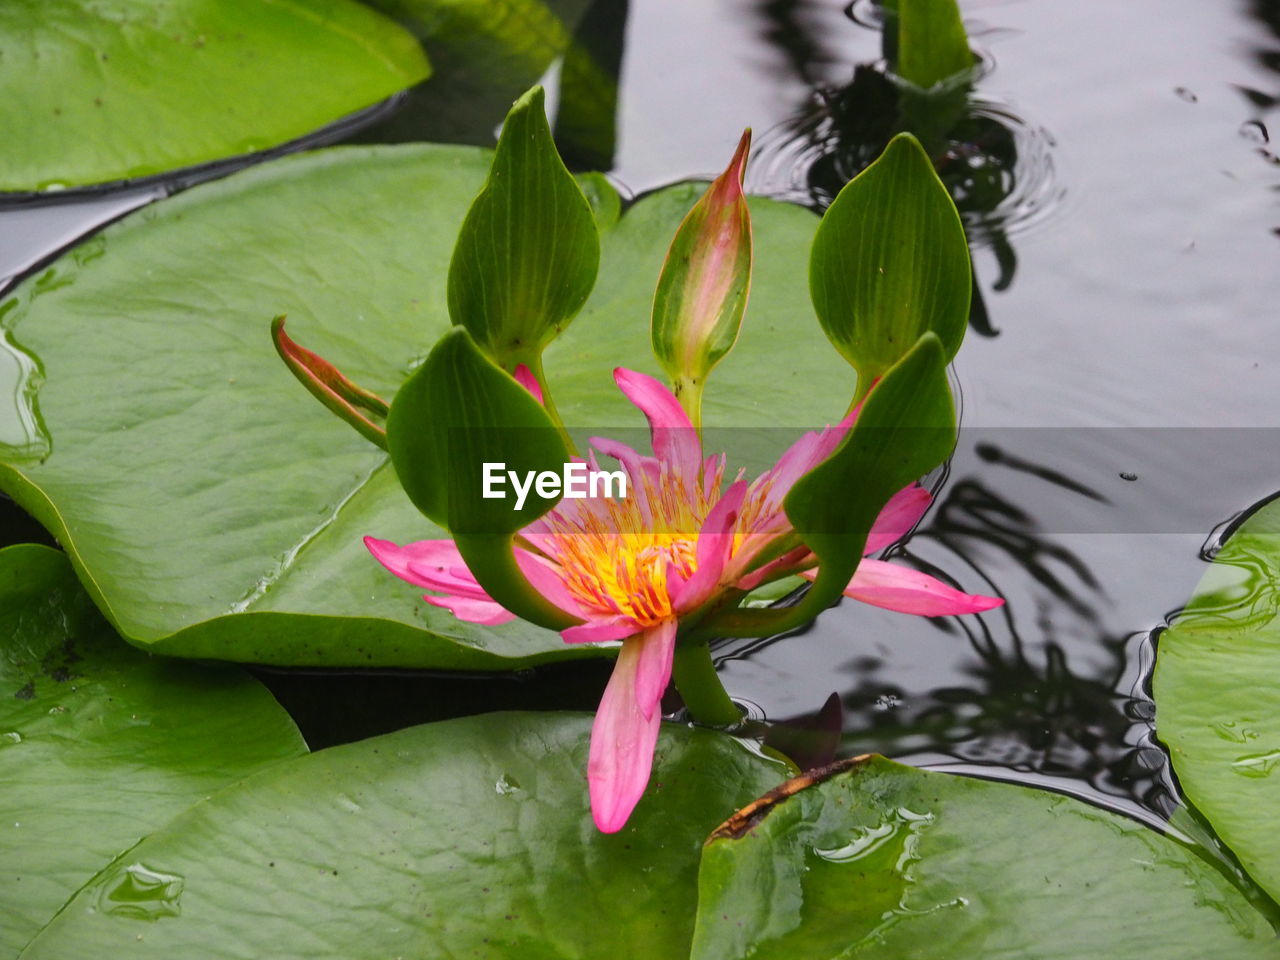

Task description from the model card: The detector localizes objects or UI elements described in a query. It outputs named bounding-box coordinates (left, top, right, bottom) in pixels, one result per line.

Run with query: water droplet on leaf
left=495, top=773, right=523, bottom=796
left=1231, top=750, right=1280, bottom=778
left=98, top=863, right=184, bottom=920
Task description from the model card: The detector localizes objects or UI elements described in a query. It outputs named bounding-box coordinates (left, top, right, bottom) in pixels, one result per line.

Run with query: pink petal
left=588, top=622, right=677, bottom=833
left=613, top=368, right=702, bottom=486
left=671, top=480, right=746, bottom=611
left=514, top=550, right=589, bottom=619
left=421, top=593, right=517, bottom=625
left=864, top=484, right=932, bottom=555
left=804, top=558, right=1004, bottom=617
left=512, top=363, right=544, bottom=404
left=590, top=435, right=660, bottom=519
left=365, top=536, right=491, bottom=600
left=702, top=452, right=726, bottom=500
left=633, top=619, right=678, bottom=720
left=562, top=618, right=640, bottom=645
left=754, top=402, right=862, bottom=513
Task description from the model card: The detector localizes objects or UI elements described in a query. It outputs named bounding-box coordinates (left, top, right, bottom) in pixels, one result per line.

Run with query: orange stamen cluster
left=542, top=459, right=730, bottom=626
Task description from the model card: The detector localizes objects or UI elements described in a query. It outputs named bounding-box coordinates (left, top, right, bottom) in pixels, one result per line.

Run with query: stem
left=849, top=368, right=873, bottom=414
left=526, top=352, right=577, bottom=455
left=675, top=375, right=704, bottom=442
left=671, top=642, right=742, bottom=727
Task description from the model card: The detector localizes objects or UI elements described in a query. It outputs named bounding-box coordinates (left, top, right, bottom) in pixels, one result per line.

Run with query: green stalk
left=524, top=351, right=577, bottom=455
left=849, top=368, right=873, bottom=413
left=674, top=375, right=704, bottom=442
left=671, top=642, right=742, bottom=727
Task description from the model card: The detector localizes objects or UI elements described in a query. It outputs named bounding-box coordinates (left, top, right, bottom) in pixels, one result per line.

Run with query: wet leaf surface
left=693, top=756, right=1277, bottom=959
left=0, top=545, right=307, bottom=955
left=0, top=0, right=428, bottom=192
left=20, top=712, right=787, bottom=959
left=1155, top=498, right=1280, bottom=904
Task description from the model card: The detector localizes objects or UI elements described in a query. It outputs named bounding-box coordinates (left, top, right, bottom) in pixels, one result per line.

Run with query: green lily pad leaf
left=0, top=146, right=849, bottom=669
left=19, top=713, right=788, bottom=958
left=810, top=133, right=971, bottom=390
left=0, top=544, right=306, bottom=956
left=692, top=755, right=1277, bottom=959
left=359, top=0, right=590, bottom=145
left=1154, top=498, right=1280, bottom=903
left=897, top=0, right=974, bottom=90
left=0, top=0, right=429, bottom=193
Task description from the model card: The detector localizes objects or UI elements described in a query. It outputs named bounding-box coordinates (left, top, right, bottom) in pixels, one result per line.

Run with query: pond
left=1, top=0, right=1279, bottom=954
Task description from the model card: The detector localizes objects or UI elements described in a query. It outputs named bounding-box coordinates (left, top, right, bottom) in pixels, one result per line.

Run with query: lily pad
left=0, top=0, right=429, bottom=193
left=0, top=544, right=307, bottom=956
left=358, top=0, right=590, bottom=145
left=692, top=755, right=1277, bottom=959
left=0, top=145, right=847, bottom=669
left=19, top=712, right=788, bottom=958
left=1154, top=498, right=1280, bottom=903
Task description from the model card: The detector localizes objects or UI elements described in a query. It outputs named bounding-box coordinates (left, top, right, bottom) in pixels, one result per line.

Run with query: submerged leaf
left=897, top=0, right=974, bottom=90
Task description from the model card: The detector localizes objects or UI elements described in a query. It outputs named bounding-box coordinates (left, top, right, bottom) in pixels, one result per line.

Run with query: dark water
left=2, top=0, right=1279, bottom=839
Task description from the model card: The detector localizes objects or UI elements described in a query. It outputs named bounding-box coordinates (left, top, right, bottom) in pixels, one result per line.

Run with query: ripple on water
left=748, top=88, right=1064, bottom=248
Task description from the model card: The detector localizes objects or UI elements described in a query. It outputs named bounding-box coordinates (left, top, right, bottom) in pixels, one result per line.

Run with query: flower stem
left=526, top=352, right=577, bottom=455
left=674, top=375, right=704, bottom=442
left=671, top=642, right=742, bottom=727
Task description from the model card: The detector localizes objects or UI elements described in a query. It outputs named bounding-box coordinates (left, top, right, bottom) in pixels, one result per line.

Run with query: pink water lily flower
left=366, top=368, right=1002, bottom=832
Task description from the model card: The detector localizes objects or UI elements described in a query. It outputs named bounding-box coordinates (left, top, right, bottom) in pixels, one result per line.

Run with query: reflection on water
left=715, top=428, right=1280, bottom=824
left=1239, top=0, right=1280, bottom=112
left=746, top=0, right=1062, bottom=335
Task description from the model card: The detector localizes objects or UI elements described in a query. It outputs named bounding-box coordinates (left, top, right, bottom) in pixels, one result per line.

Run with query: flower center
left=539, top=460, right=722, bottom=626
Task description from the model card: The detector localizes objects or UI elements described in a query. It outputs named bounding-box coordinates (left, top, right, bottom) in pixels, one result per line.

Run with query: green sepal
left=385, top=327, right=577, bottom=630
left=270, top=315, right=389, bottom=450
left=809, top=133, right=970, bottom=394
left=703, top=333, right=954, bottom=638
left=446, top=85, right=601, bottom=370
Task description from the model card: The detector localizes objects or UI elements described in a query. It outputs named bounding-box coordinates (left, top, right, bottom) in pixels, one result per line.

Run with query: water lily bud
left=650, top=129, right=753, bottom=428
